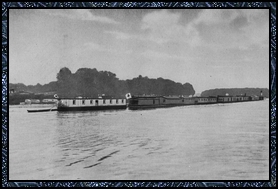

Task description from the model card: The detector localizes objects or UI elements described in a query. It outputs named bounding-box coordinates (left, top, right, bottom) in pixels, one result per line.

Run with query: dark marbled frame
left=2, top=2, right=276, bottom=187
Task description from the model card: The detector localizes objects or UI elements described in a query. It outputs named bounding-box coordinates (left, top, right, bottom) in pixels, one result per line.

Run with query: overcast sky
left=9, top=9, right=269, bottom=93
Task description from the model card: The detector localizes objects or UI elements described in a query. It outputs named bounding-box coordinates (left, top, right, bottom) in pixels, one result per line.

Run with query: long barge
left=57, top=97, right=127, bottom=111
left=126, top=93, right=264, bottom=110
left=53, top=92, right=264, bottom=111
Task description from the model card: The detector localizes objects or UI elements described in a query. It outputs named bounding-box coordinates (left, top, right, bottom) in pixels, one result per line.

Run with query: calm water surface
left=9, top=100, right=269, bottom=180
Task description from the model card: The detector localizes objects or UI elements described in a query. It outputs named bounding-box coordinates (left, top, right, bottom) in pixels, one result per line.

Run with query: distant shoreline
left=9, top=104, right=56, bottom=108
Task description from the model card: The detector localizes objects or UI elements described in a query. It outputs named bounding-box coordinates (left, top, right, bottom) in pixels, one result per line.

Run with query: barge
left=56, top=96, right=127, bottom=111
left=54, top=91, right=264, bottom=111
left=126, top=93, right=264, bottom=109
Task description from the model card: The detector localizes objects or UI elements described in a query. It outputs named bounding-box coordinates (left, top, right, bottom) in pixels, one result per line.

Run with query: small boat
left=27, top=108, right=57, bottom=113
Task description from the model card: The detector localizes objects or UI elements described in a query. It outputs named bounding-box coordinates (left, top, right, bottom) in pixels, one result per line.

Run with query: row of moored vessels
left=53, top=92, right=264, bottom=111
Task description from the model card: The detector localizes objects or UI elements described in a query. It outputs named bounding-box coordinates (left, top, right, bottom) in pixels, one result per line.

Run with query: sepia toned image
left=9, top=9, right=269, bottom=180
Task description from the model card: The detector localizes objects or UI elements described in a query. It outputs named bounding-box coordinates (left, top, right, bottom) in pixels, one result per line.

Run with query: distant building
left=18, top=91, right=33, bottom=95
left=44, top=91, right=56, bottom=95
left=42, top=99, right=58, bottom=103
left=25, top=99, right=40, bottom=104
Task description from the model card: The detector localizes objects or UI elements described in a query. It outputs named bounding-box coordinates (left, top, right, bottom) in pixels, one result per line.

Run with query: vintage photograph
left=9, top=9, right=269, bottom=180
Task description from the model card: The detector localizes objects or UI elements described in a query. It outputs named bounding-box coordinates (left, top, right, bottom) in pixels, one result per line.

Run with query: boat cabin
left=59, top=98, right=126, bottom=107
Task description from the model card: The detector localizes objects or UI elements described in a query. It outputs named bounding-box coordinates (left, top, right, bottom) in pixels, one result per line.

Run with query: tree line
left=10, top=67, right=196, bottom=98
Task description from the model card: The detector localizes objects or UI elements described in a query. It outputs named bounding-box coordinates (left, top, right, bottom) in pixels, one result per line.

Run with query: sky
left=9, top=9, right=269, bottom=93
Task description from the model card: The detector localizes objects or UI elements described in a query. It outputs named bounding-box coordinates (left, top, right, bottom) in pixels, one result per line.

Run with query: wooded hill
left=10, top=67, right=196, bottom=98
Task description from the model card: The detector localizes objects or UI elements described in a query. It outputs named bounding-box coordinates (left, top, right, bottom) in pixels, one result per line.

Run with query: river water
left=9, top=100, right=269, bottom=180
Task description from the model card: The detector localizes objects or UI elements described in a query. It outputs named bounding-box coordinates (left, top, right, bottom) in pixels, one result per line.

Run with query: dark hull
left=217, top=100, right=253, bottom=104
left=27, top=109, right=57, bottom=113
left=57, top=105, right=127, bottom=111
left=217, top=99, right=265, bottom=104
left=127, top=100, right=263, bottom=110
left=128, top=102, right=218, bottom=110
